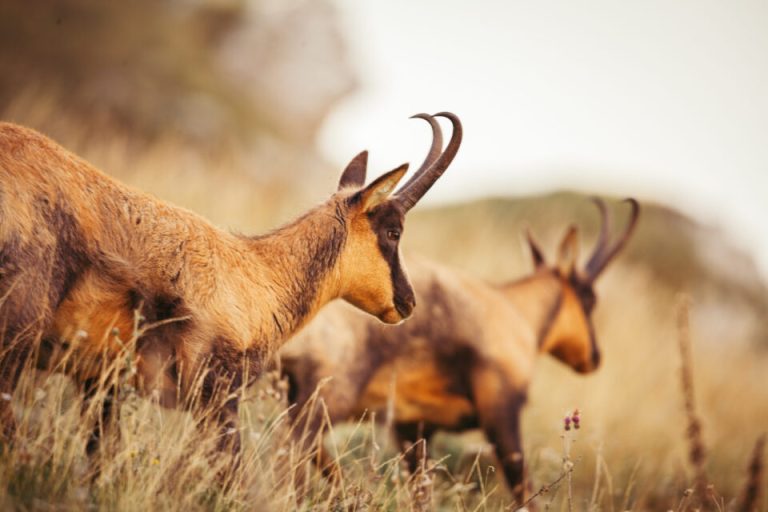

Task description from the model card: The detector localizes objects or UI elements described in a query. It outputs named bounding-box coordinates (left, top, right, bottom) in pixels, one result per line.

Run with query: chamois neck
left=498, top=272, right=562, bottom=351
left=246, top=201, right=347, bottom=342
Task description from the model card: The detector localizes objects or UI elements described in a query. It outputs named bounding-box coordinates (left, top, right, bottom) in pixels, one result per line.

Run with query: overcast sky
left=320, top=0, right=768, bottom=280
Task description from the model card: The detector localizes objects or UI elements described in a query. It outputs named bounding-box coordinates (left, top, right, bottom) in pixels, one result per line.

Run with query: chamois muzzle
left=394, top=291, right=416, bottom=320
left=591, top=348, right=601, bottom=369
left=394, top=112, right=463, bottom=212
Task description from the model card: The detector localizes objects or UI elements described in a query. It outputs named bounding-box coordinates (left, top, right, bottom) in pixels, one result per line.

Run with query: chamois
left=281, top=198, right=639, bottom=504
left=0, top=112, right=462, bottom=453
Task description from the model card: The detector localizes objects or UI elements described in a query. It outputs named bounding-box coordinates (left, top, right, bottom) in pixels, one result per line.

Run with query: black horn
left=395, top=112, right=462, bottom=212
left=584, top=198, right=640, bottom=281
left=584, top=198, right=612, bottom=278
left=397, top=113, right=443, bottom=191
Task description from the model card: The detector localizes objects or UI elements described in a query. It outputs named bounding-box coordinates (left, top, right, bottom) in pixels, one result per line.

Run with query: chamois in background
left=281, top=197, right=639, bottom=504
left=0, top=112, right=462, bottom=454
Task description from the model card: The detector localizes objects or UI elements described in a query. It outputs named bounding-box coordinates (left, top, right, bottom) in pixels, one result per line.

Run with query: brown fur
left=0, top=122, right=443, bottom=447
left=281, top=208, right=638, bottom=505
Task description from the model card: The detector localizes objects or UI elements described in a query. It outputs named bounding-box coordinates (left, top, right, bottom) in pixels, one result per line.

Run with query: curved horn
left=584, top=197, right=612, bottom=278
left=525, top=227, right=546, bottom=269
left=396, top=113, right=443, bottom=191
left=584, top=198, right=640, bottom=281
left=395, top=112, right=462, bottom=212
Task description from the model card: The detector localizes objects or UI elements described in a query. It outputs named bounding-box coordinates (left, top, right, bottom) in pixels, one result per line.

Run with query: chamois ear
left=338, top=151, right=369, bottom=190
left=525, top=227, right=546, bottom=269
left=556, top=225, right=579, bottom=276
left=358, top=163, right=409, bottom=211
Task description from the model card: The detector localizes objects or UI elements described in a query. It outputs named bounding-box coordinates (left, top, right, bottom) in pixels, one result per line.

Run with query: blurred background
left=1, top=0, right=766, bottom=509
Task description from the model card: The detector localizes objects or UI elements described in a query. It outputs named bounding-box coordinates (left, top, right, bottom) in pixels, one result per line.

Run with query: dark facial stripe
left=390, top=251, right=414, bottom=317
left=537, top=289, right=564, bottom=348
left=587, top=318, right=601, bottom=367
left=570, top=276, right=600, bottom=365
left=366, top=202, right=414, bottom=316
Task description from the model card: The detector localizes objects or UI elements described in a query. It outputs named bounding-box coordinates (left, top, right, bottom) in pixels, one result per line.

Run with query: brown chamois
left=0, top=112, right=462, bottom=453
left=281, top=198, right=639, bottom=504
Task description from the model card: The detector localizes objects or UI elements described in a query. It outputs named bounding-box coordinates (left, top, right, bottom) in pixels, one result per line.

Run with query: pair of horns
left=584, top=198, right=640, bottom=281
left=527, top=198, right=639, bottom=281
left=394, top=112, right=462, bottom=212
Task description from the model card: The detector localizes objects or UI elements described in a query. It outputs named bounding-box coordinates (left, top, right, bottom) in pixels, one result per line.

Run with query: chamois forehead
left=366, top=200, right=405, bottom=229
left=568, top=274, right=597, bottom=312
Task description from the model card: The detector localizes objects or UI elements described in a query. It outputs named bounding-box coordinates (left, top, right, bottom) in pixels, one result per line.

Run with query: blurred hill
left=406, top=192, right=768, bottom=347
left=0, top=0, right=355, bottom=191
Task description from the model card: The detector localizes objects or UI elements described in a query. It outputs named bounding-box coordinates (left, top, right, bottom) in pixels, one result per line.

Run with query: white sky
left=319, top=0, right=768, bottom=280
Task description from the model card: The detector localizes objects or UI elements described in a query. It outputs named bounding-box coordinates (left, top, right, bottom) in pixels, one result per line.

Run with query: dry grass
left=677, top=296, right=710, bottom=509
left=737, top=434, right=766, bottom=512
left=518, top=266, right=768, bottom=511
left=1, top=121, right=767, bottom=511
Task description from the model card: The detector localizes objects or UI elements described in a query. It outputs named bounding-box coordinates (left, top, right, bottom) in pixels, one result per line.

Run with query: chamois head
left=335, top=112, right=462, bottom=324
left=527, top=198, right=640, bottom=373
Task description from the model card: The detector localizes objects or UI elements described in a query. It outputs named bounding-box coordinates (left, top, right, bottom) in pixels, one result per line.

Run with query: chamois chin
left=0, top=112, right=463, bottom=453
left=281, top=198, right=639, bottom=504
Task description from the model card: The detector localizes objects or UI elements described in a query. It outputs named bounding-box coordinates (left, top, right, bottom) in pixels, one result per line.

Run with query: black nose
left=394, top=293, right=416, bottom=318
left=591, top=348, right=601, bottom=369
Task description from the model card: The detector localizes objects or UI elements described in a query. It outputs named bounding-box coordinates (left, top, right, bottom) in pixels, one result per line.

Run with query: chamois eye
left=387, top=229, right=400, bottom=241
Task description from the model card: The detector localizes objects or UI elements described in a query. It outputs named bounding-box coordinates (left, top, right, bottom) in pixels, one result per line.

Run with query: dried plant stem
left=516, top=429, right=577, bottom=512
left=737, top=434, right=766, bottom=512
left=411, top=431, right=433, bottom=512
left=677, top=296, right=709, bottom=507
left=518, top=465, right=574, bottom=511
left=563, top=434, right=573, bottom=512
left=589, top=445, right=604, bottom=511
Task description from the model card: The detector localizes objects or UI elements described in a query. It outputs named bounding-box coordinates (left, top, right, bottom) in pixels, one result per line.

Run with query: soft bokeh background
left=1, top=1, right=766, bottom=510
left=323, top=0, right=768, bottom=279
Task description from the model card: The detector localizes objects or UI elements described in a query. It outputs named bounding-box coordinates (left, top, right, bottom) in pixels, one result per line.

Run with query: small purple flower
left=572, top=409, right=581, bottom=429
left=563, top=409, right=582, bottom=431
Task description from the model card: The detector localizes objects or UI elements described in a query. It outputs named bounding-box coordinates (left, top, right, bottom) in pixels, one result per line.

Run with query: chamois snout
left=394, top=289, right=416, bottom=320
left=574, top=346, right=601, bottom=374
left=384, top=250, right=416, bottom=323
left=591, top=346, right=601, bottom=369
left=373, top=276, right=415, bottom=324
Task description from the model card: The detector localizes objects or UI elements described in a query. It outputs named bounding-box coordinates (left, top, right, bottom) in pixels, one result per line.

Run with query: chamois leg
left=137, top=341, right=179, bottom=410
left=484, top=411, right=527, bottom=508
left=215, top=394, right=242, bottom=455
left=287, top=400, right=348, bottom=500
left=471, top=365, right=529, bottom=507
left=394, top=421, right=436, bottom=475
left=189, top=367, right=243, bottom=490
left=293, top=402, right=345, bottom=478
left=284, top=369, right=359, bottom=495
left=288, top=395, right=333, bottom=481
left=198, top=364, right=243, bottom=457
left=81, top=377, right=119, bottom=457
left=0, top=279, right=51, bottom=444
left=0, top=342, right=33, bottom=443
left=0, top=316, right=42, bottom=444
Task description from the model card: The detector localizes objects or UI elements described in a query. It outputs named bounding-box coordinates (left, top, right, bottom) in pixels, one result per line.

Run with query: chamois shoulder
left=0, top=122, right=75, bottom=163
left=0, top=122, right=112, bottom=188
left=0, top=122, right=45, bottom=145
